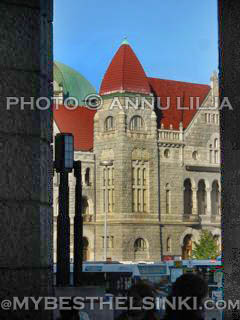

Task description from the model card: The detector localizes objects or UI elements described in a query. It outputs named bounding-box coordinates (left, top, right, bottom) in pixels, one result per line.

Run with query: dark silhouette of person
left=163, top=273, right=208, bottom=320
left=57, top=297, right=80, bottom=320
left=115, top=280, right=160, bottom=320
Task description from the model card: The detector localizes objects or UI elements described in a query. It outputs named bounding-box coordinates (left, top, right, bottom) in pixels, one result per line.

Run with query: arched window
left=82, top=197, right=89, bottom=214
left=105, top=116, right=114, bottom=131
left=192, top=151, right=198, bottom=160
left=134, top=238, right=147, bottom=251
left=134, top=238, right=149, bottom=261
left=164, top=149, right=170, bottom=158
left=211, top=181, right=220, bottom=215
left=83, top=237, right=89, bottom=261
left=130, top=116, right=144, bottom=131
left=167, top=237, right=171, bottom=252
left=184, top=179, right=192, bottom=215
left=166, top=184, right=171, bottom=214
left=85, top=168, right=90, bottom=186
left=197, top=180, right=206, bottom=215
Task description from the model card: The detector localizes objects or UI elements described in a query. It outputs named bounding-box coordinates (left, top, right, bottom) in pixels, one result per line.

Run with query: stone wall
left=0, top=1, right=53, bottom=319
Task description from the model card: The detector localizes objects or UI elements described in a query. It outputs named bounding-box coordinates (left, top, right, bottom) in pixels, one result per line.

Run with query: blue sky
left=54, top=0, right=218, bottom=91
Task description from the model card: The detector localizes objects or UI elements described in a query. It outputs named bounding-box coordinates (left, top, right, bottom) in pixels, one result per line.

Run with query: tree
left=192, top=230, right=220, bottom=260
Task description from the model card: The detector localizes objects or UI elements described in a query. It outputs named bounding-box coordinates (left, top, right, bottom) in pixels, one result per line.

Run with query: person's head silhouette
left=164, top=273, right=208, bottom=320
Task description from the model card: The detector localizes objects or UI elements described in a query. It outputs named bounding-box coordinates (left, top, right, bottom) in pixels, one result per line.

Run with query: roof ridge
left=148, top=77, right=210, bottom=87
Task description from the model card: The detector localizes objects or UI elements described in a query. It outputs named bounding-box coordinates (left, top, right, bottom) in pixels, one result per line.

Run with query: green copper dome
left=54, top=61, right=96, bottom=105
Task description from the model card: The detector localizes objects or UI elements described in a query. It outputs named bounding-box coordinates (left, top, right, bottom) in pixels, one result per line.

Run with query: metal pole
left=73, top=161, right=83, bottom=286
left=56, top=171, right=70, bottom=286
left=160, top=224, right=164, bottom=261
left=104, top=165, right=108, bottom=261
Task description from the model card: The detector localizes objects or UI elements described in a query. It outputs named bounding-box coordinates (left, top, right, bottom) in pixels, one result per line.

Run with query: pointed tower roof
left=99, top=41, right=151, bottom=95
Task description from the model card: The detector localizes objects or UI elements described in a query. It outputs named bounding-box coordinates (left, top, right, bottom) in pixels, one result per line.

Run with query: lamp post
left=73, top=160, right=83, bottom=286
left=55, top=133, right=74, bottom=286
left=160, top=224, right=164, bottom=261
left=100, top=160, right=113, bottom=261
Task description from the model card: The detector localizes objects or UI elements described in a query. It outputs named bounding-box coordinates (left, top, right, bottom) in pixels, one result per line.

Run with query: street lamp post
left=73, top=160, right=83, bottom=286
left=55, top=133, right=74, bottom=286
left=100, top=160, right=113, bottom=261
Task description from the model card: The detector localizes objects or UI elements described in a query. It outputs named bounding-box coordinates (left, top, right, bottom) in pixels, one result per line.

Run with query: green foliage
left=192, top=230, right=220, bottom=260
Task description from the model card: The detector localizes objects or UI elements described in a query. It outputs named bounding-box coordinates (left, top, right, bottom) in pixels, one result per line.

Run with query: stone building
left=53, top=41, right=221, bottom=262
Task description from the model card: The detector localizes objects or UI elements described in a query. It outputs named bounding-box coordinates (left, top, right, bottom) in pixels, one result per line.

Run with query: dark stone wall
left=0, top=1, right=53, bottom=319
left=219, top=1, right=240, bottom=319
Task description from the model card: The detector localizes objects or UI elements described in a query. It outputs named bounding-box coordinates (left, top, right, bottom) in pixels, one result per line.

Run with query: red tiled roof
left=53, top=105, right=96, bottom=151
left=148, top=78, right=211, bottom=130
left=54, top=46, right=211, bottom=151
left=100, top=43, right=151, bottom=95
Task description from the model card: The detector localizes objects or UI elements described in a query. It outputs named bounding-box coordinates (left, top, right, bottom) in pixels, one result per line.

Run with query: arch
left=105, top=116, right=114, bottom=131
left=180, top=228, right=199, bottom=246
left=130, top=115, right=144, bottom=131
left=197, top=180, right=206, bottom=215
left=182, top=234, right=193, bottom=259
left=211, top=180, right=220, bottom=215
left=134, top=238, right=149, bottom=261
left=184, top=179, right=192, bottom=215
left=134, top=238, right=148, bottom=251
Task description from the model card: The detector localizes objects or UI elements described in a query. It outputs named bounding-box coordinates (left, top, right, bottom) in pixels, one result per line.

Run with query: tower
left=94, top=40, right=160, bottom=261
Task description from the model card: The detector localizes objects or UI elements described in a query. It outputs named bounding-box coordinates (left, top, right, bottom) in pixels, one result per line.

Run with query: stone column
left=206, top=187, right=211, bottom=217
left=0, top=1, right=53, bottom=319
left=219, top=1, right=240, bottom=319
left=192, top=187, right=198, bottom=215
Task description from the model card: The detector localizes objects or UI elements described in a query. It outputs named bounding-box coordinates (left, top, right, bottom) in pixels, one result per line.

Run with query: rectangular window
left=102, top=236, right=104, bottom=248
left=103, top=168, right=106, bottom=186
left=111, top=236, right=114, bottom=248
left=166, top=190, right=170, bottom=214
left=214, top=151, right=218, bottom=164
left=132, top=167, right=135, bottom=185
left=103, top=189, right=106, bottom=212
left=108, top=189, right=111, bottom=212
left=112, top=167, right=114, bottom=185
left=143, top=169, right=146, bottom=186
left=137, top=168, right=141, bottom=185
left=137, top=189, right=141, bottom=211
left=143, top=189, right=147, bottom=212
left=112, top=189, right=115, bottom=212
left=210, top=150, right=213, bottom=163
left=132, top=162, right=149, bottom=213
left=108, top=168, right=111, bottom=186
left=132, top=189, right=136, bottom=212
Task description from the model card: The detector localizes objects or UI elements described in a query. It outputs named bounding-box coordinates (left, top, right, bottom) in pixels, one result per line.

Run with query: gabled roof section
left=53, top=105, right=96, bottom=151
left=148, top=78, right=211, bottom=130
left=100, top=43, right=151, bottom=95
